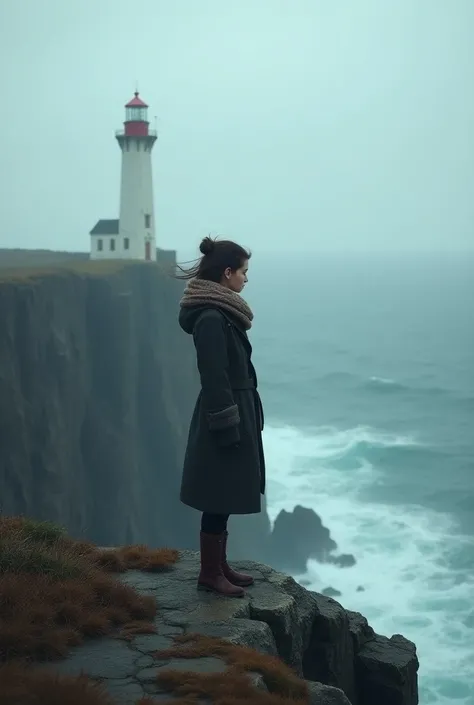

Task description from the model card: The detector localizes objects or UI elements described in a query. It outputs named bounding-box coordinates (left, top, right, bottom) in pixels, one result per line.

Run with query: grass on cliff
left=0, top=259, right=124, bottom=282
left=0, top=635, right=310, bottom=705
left=0, top=515, right=178, bottom=662
left=0, top=516, right=310, bottom=705
left=153, top=633, right=309, bottom=704
left=0, top=259, right=168, bottom=283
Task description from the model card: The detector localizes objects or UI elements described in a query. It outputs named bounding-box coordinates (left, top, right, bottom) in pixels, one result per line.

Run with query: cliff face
left=0, top=262, right=203, bottom=548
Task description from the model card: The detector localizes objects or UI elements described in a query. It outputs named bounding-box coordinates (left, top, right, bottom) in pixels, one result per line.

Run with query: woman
left=178, top=236, right=265, bottom=597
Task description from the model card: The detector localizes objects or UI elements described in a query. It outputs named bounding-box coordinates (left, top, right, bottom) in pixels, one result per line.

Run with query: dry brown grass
left=0, top=259, right=123, bottom=282
left=96, top=544, right=180, bottom=573
left=0, top=259, right=165, bottom=283
left=0, top=516, right=310, bottom=705
left=118, top=620, right=158, bottom=642
left=0, top=516, right=177, bottom=662
left=156, top=669, right=308, bottom=705
left=155, top=633, right=308, bottom=699
left=153, top=634, right=309, bottom=705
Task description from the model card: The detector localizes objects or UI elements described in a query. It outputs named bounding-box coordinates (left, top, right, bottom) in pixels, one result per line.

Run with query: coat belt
left=230, top=380, right=264, bottom=431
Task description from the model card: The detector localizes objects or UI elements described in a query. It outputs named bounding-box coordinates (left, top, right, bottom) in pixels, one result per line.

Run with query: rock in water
left=269, top=505, right=356, bottom=573
left=269, top=505, right=337, bottom=573
left=328, top=553, right=357, bottom=568
left=322, top=586, right=342, bottom=597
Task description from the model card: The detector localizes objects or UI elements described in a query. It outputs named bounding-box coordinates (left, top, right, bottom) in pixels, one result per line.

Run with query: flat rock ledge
left=37, top=551, right=418, bottom=705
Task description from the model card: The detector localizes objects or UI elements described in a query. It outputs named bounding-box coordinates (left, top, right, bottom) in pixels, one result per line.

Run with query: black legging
left=201, top=512, right=229, bottom=535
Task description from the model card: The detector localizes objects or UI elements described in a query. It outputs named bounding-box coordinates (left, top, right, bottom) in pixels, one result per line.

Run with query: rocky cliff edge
left=39, top=550, right=419, bottom=705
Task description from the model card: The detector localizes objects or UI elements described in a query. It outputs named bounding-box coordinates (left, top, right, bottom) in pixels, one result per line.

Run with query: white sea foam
left=369, top=375, right=397, bottom=385
left=263, top=423, right=474, bottom=705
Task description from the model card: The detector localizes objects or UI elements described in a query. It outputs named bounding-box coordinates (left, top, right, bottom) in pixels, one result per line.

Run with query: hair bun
left=199, top=236, right=215, bottom=256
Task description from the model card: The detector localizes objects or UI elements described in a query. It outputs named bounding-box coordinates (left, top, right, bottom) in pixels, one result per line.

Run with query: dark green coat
left=179, top=305, right=265, bottom=515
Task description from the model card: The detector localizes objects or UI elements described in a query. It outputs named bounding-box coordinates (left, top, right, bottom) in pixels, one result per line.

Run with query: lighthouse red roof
left=125, top=92, right=148, bottom=108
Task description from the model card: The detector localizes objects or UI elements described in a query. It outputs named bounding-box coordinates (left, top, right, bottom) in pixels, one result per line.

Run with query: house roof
left=89, top=219, right=119, bottom=236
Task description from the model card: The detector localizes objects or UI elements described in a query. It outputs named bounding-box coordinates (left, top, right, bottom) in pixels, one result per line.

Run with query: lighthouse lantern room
left=89, top=91, right=158, bottom=261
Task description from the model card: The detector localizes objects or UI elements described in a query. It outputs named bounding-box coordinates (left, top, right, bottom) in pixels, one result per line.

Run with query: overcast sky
left=1, top=0, right=473, bottom=257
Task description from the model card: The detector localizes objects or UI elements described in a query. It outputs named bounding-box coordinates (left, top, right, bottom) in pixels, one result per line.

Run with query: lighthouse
left=89, top=92, right=158, bottom=261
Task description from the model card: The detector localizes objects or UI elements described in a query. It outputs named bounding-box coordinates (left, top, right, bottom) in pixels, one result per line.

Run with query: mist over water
left=246, top=253, right=474, bottom=705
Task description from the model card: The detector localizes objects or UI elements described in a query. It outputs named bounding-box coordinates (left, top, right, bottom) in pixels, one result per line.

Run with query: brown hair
left=176, top=236, right=251, bottom=282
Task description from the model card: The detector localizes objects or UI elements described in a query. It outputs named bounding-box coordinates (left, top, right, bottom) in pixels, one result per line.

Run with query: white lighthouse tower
left=89, top=91, right=157, bottom=261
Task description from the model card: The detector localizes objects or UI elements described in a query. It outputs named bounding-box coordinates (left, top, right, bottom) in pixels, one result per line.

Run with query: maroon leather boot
left=197, top=532, right=245, bottom=597
left=221, top=530, right=254, bottom=587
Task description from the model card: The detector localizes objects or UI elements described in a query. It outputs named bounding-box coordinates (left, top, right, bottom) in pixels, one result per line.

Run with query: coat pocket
left=207, top=404, right=241, bottom=447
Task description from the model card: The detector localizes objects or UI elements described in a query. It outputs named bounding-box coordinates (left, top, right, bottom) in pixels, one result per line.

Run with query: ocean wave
left=316, top=371, right=465, bottom=403
left=368, top=375, right=399, bottom=386
left=363, top=375, right=448, bottom=397
left=272, top=423, right=421, bottom=475
left=263, top=421, right=474, bottom=705
left=262, top=422, right=420, bottom=510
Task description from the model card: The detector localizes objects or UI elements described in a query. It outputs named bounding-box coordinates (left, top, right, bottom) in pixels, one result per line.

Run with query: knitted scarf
left=180, top=278, right=254, bottom=330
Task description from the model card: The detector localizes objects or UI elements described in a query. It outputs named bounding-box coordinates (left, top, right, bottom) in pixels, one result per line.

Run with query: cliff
left=0, top=261, right=203, bottom=549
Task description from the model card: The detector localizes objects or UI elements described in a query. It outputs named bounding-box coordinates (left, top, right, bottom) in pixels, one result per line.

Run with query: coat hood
left=179, top=304, right=248, bottom=338
left=179, top=305, right=208, bottom=335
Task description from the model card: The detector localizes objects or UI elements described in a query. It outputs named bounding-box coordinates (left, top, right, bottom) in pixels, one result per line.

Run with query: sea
left=245, top=252, right=474, bottom=705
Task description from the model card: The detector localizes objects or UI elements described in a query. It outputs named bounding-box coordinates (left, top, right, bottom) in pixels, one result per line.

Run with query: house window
left=124, top=237, right=129, bottom=250
left=97, top=239, right=103, bottom=251
left=110, top=238, right=116, bottom=252
left=144, top=214, right=151, bottom=229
